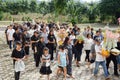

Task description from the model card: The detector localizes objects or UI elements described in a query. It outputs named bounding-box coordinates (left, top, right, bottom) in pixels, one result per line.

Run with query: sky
left=80, top=0, right=100, bottom=3
left=37, top=0, right=100, bottom=3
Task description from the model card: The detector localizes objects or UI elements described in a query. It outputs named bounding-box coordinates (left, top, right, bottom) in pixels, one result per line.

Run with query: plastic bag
left=15, top=60, right=25, bottom=72
left=46, top=61, right=50, bottom=67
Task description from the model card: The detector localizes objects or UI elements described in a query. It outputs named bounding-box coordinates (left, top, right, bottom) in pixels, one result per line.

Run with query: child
left=94, top=39, right=110, bottom=80
left=11, top=41, right=26, bottom=80
left=57, top=45, right=68, bottom=80
left=40, top=47, right=52, bottom=80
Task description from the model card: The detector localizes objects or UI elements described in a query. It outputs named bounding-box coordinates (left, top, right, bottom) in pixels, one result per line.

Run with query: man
left=7, top=25, right=15, bottom=49
left=13, top=28, right=21, bottom=48
left=93, top=30, right=103, bottom=42
left=31, top=31, right=39, bottom=62
left=94, top=39, right=110, bottom=80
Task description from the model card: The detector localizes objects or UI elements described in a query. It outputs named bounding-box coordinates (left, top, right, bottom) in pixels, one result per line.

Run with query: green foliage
left=0, top=11, right=4, bottom=20
left=87, top=3, right=99, bottom=23
left=54, top=0, right=68, bottom=15
left=22, top=16, right=32, bottom=21
left=30, top=0, right=37, bottom=12
left=0, top=0, right=119, bottom=24
left=99, top=0, right=120, bottom=23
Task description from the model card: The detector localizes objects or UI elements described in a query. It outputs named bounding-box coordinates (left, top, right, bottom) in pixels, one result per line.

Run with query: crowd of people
left=5, top=21, right=120, bottom=80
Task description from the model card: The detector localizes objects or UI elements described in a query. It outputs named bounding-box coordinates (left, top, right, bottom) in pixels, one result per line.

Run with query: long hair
left=63, top=37, right=70, bottom=46
left=48, top=29, right=54, bottom=36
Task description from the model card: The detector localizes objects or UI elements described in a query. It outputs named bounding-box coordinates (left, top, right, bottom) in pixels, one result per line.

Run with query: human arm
left=57, top=53, right=60, bottom=65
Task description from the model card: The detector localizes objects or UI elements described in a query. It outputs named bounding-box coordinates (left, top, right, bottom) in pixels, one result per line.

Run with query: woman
left=74, top=39, right=84, bottom=67
left=47, top=30, right=56, bottom=61
left=84, top=34, right=93, bottom=62
left=63, top=37, right=74, bottom=78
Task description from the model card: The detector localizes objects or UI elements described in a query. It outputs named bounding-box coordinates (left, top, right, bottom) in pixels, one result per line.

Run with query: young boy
left=11, top=41, right=26, bottom=80
left=94, top=39, right=110, bottom=80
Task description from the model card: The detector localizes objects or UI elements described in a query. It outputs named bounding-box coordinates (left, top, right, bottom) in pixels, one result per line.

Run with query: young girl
left=40, top=47, right=52, bottom=80
left=84, top=34, right=93, bottom=62
left=57, top=45, right=68, bottom=80
left=11, top=41, right=26, bottom=80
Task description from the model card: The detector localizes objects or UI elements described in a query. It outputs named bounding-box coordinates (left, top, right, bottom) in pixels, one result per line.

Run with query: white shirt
left=7, top=29, right=15, bottom=40
left=41, top=32, right=48, bottom=44
left=70, top=35, right=75, bottom=45
left=95, top=44, right=105, bottom=61
left=84, top=38, right=93, bottom=50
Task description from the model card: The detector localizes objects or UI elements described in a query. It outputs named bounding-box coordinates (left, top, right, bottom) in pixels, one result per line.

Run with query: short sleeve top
left=11, top=48, right=26, bottom=64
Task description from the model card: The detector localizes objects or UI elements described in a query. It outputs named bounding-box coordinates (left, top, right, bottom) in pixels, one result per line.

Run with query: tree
left=87, top=2, right=99, bottom=23
left=66, top=0, right=87, bottom=23
left=54, top=0, right=69, bottom=15
left=99, top=0, right=120, bottom=23
left=30, top=0, right=37, bottom=12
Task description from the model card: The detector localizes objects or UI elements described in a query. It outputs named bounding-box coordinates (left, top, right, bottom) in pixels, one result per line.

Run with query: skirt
left=40, top=66, right=52, bottom=75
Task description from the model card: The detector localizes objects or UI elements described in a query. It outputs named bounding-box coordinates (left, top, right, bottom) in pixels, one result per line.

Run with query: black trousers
left=49, top=48, right=54, bottom=60
left=75, top=50, right=82, bottom=61
left=106, top=54, right=118, bottom=75
left=15, top=71, right=20, bottom=80
left=47, top=43, right=54, bottom=60
left=8, top=40, right=13, bottom=49
left=35, top=54, right=41, bottom=67
left=24, top=46, right=29, bottom=55
left=85, top=50, right=90, bottom=62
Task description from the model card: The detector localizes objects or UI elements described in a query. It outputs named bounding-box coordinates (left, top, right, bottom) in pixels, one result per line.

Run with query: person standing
left=31, top=31, right=39, bottom=62
left=74, top=39, right=84, bottom=67
left=106, top=37, right=119, bottom=77
left=47, top=30, right=56, bottom=62
left=94, top=39, right=110, bottom=80
left=40, top=47, right=52, bottom=80
left=63, top=37, right=74, bottom=78
left=57, top=45, right=68, bottom=80
left=36, top=36, right=46, bottom=67
left=7, top=25, right=15, bottom=49
left=11, top=41, right=26, bottom=80
left=84, top=34, right=93, bottom=62
left=21, top=30, right=31, bottom=59
left=13, top=28, right=21, bottom=48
